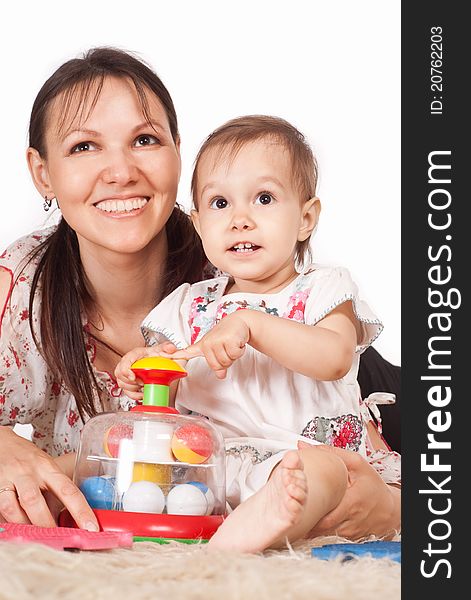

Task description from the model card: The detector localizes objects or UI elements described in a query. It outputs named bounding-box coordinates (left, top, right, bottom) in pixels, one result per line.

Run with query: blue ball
left=80, top=476, right=115, bottom=510
left=187, top=481, right=215, bottom=515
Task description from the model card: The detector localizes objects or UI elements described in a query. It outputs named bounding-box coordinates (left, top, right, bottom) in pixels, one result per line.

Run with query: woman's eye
left=255, top=192, right=274, bottom=205
left=134, top=134, right=159, bottom=147
left=209, top=197, right=228, bottom=210
left=71, top=141, right=96, bottom=153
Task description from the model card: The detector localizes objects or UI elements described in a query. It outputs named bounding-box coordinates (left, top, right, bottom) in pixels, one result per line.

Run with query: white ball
left=122, top=481, right=165, bottom=514
left=166, top=483, right=208, bottom=516
left=187, top=481, right=215, bottom=515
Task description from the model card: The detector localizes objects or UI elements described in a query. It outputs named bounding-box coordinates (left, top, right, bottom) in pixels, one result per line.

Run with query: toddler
left=116, top=115, right=401, bottom=552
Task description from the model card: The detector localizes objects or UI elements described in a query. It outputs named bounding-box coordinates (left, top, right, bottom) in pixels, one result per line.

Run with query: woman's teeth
left=95, top=197, right=149, bottom=213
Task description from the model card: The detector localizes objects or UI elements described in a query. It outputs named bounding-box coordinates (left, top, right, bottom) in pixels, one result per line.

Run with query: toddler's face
left=192, top=140, right=312, bottom=290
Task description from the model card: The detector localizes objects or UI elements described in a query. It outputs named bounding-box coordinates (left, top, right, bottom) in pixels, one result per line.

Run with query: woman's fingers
left=1, top=470, right=98, bottom=531
left=0, top=428, right=98, bottom=531
left=43, top=489, right=66, bottom=522
left=0, top=485, right=31, bottom=524
left=299, top=441, right=398, bottom=539
left=13, top=473, right=57, bottom=527
left=45, top=471, right=98, bottom=531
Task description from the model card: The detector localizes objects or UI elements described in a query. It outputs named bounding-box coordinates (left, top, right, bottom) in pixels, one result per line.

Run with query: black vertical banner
left=402, top=2, right=466, bottom=597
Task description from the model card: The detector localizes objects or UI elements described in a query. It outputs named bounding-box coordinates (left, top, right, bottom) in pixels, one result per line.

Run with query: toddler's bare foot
left=208, top=450, right=307, bottom=553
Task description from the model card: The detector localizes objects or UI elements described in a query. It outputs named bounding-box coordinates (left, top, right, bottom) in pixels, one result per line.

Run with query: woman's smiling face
left=29, top=76, right=181, bottom=256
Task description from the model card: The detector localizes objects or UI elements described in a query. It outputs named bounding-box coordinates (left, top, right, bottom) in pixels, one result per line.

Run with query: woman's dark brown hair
left=26, top=47, right=206, bottom=420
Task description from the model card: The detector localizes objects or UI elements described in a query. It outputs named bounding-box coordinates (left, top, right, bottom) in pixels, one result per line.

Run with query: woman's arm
left=1, top=268, right=99, bottom=530
left=358, top=346, right=401, bottom=453
left=170, top=301, right=359, bottom=381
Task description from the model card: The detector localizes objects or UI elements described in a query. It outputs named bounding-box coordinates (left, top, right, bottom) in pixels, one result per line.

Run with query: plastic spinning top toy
left=60, top=356, right=226, bottom=543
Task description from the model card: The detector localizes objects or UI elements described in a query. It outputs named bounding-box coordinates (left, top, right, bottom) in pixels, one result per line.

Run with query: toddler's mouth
left=229, top=242, right=261, bottom=253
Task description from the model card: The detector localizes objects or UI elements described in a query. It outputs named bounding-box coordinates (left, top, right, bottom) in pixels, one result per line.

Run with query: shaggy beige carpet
left=0, top=536, right=400, bottom=600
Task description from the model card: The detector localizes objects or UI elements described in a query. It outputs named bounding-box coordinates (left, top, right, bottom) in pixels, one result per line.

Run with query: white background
left=1, top=0, right=400, bottom=365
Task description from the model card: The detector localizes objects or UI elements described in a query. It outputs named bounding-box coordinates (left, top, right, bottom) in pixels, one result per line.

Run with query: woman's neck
left=79, top=234, right=167, bottom=326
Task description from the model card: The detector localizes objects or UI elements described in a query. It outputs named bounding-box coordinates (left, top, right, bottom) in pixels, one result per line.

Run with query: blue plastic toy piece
left=311, top=541, right=401, bottom=563
left=79, top=476, right=116, bottom=510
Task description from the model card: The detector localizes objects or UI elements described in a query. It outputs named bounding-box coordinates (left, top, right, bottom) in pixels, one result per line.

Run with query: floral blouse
left=142, top=267, right=401, bottom=484
left=0, top=229, right=133, bottom=457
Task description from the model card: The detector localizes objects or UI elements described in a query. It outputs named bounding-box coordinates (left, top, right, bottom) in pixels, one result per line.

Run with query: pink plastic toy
left=0, top=522, right=133, bottom=551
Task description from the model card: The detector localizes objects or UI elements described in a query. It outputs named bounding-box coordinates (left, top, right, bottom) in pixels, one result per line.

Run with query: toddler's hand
left=115, top=342, right=178, bottom=400
left=170, top=313, right=249, bottom=379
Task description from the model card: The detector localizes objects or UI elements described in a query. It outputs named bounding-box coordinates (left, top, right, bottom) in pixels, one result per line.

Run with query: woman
left=0, top=47, right=400, bottom=540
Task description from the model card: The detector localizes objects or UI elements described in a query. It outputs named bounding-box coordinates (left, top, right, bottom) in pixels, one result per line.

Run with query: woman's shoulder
left=0, top=226, right=56, bottom=275
left=0, top=227, right=56, bottom=338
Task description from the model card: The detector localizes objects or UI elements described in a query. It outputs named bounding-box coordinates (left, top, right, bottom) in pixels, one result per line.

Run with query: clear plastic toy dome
left=65, top=357, right=226, bottom=541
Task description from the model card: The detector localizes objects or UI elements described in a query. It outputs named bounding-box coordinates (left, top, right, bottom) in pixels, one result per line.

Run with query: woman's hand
left=0, top=426, right=99, bottom=530
left=169, top=313, right=249, bottom=379
left=115, top=342, right=178, bottom=400
left=298, top=442, right=401, bottom=540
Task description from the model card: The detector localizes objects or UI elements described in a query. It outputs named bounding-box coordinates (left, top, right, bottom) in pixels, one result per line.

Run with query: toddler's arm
left=244, top=300, right=359, bottom=379
left=170, top=300, right=359, bottom=381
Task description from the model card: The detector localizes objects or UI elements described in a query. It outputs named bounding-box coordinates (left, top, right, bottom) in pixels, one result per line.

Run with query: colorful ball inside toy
left=132, top=462, right=171, bottom=486
left=171, top=424, right=214, bottom=464
left=103, top=423, right=133, bottom=458
left=187, top=481, right=216, bottom=515
left=122, top=481, right=165, bottom=514
left=166, top=483, right=208, bottom=516
left=80, top=476, right=115, bottom=510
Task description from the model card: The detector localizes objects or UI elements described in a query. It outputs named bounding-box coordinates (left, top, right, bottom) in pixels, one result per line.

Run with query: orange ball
left=103, top=423, right=133, bottom=458
left=171, top=425, right=213, bottom=464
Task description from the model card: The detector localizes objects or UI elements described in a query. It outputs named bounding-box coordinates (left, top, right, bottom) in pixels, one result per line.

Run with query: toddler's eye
left=71, top=141, right=96, bottom=153
left=209, top=197, right=228, bottom=209
left=134, top=134, right=159, bottom=146
left=255, top=193, right=274, bottom=205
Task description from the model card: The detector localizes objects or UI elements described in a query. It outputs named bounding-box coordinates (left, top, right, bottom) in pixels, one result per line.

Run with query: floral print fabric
left=142, top=266, right=401, bottom=485
left=0, top=229, right=131, bottom=457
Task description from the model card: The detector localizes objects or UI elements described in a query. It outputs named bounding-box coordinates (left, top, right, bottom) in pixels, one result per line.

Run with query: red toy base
left=59, top=509, right=225, bottom=541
